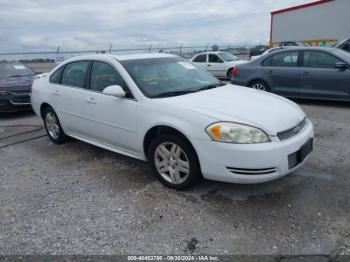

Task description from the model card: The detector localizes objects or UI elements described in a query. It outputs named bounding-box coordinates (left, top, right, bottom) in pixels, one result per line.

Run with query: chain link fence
left=0, top=43, right=267, bottom=73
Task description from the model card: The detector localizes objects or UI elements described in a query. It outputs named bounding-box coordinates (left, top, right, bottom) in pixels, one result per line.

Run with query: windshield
left=120, top=57, right=222, bottom=98
left=0, top=63, right=34, bottom=78
left=333, top=38, right=349, bottom=48
left=218, top=52, right=240, bottom=61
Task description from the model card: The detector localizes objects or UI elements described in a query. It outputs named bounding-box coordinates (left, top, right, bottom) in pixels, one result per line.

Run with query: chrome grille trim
left=226, top=167, right=277, bottom=175
left=277, top=118, right=307, bottom=141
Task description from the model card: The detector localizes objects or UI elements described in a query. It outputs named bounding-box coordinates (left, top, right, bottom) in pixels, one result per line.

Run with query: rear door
left=300, top=50, right=350, bottom=99
left=207, top=54, right=226, bottom=77
left=262, top=51, right=302, bottom=96
left=49, top=60, right=90, bottom=135
left=191, top=54, right=207, bottom=70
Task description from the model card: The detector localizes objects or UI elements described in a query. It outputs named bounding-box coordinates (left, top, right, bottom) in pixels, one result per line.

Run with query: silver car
left=231, top=47, right=350, bottom=101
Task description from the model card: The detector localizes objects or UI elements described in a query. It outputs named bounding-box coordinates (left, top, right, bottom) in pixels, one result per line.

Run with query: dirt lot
left=0, top=100, right=349, bottom=258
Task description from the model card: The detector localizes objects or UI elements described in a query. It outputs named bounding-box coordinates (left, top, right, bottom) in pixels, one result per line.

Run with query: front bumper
left=192, top=119, right=314, bottom=184
left=0, top=92, right=31, bottom=112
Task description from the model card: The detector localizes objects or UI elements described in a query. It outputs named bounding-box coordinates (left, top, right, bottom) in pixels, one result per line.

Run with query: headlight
left=206, top=122, right=270, bottom=144
left=0, top=91, right=9, bottom=96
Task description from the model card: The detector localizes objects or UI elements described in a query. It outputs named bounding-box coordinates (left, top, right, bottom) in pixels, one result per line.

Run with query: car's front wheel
left=43, top=107, right=66, bottom=144
left=149, top=134, right=201, bottom=190
left=249, top=80, right=270, bottom=92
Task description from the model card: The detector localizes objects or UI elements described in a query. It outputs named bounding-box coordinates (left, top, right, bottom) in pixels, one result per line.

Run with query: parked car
left=231, top=47, right=350, bottom=101
left=190, top=52, right=246, bottom=79
left=280, top=41, right=310, bottom=47
left=31, top=53, right=314, bottom=189
left=249, top=45, right=269, bottom=59
left=334, top=37, right=350, bottom=53
left=0, top=62, right=35, bottom=112
left=250, top=47, right=291, bottom=61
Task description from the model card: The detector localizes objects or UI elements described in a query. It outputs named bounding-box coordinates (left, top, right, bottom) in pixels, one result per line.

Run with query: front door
left=300, top=50, right=350, bottom=99
left=83, top=61, right=138, bottom=152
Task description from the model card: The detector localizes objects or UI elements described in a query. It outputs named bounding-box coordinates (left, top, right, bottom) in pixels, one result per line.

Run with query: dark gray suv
left=231, top=47, right=350, bottom=101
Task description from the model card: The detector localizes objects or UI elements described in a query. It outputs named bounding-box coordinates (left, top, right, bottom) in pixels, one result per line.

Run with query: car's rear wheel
left=43, top=107, right=66, bottom=144
left=249, top=80, right=270, bottom=92
left=149, top=134, right=201, bottom=190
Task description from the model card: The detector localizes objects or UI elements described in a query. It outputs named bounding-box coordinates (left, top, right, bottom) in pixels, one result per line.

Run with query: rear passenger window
left=303, top=51, right=341, bottom=68
left=271, top=51, right=299, bottom=67
left=61, top=61, right=89, bottom=88
left=49, top=66, right=64, bottom=84
left=193, top=54, right=207, bottom=63
left=90, top=61, right=127, bottom=92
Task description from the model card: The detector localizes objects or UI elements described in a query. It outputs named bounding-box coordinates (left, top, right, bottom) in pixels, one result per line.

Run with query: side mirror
left=335, top=62, right=348, bottom=70
left=102, top=85, right=126, bottom=97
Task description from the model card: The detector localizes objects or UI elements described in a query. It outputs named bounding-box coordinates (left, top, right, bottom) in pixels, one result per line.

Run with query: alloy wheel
left=251, top=83, right=266, bottom=91
left=45, top=112, right=60, bottom=139
left=154, top=142, right=190, bottom=185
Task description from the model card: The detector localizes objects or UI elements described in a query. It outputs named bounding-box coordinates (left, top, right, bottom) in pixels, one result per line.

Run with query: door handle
left=266, top=70, right=273, bottom=75
left=207, top=64, right=211, bottom=67
left=86, top=97, right=96, bottom=104
left=302, top=71, right=309, bottom=76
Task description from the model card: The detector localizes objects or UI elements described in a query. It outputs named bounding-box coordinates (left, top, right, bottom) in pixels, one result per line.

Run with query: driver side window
left=90, top=61, right=132, bottom=98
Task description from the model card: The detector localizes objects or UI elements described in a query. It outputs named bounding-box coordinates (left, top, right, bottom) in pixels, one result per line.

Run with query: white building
left=270, top=0, right=350, bottom=46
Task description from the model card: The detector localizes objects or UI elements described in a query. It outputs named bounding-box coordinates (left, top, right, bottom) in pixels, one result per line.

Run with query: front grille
left=226, top=167, right=277, bottom=175
left=10, top=97, right=30, bottom=104
left=277, top=118, right=307, bottom=141
left=9, top=91, right=30, bottom=95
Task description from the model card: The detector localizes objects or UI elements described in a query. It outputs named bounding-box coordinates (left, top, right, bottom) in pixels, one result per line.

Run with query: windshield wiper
left=150, top=90, right=196, bottom=98
left=197, top=82, right=226, bottom=91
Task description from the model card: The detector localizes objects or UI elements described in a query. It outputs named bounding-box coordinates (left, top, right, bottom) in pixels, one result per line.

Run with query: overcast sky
left=0, top=0, right=314, bottom=52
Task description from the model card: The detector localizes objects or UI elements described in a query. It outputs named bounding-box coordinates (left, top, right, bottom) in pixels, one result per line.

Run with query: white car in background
left=31, top=53, right=314, bottom=190
left=190, top=52, right=247, bottom=79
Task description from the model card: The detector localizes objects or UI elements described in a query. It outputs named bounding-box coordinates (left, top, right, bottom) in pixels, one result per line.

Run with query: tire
left=43, top=107, right=66, bottom=144
left=249, top=80, right=270, bottom=92
left=148, top=134, right=201, bottom=190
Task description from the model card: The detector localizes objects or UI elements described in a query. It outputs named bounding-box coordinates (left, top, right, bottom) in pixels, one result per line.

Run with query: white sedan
left=31, top=53, right=314, bottom=190
left=190, top=51, right=246, bottom=79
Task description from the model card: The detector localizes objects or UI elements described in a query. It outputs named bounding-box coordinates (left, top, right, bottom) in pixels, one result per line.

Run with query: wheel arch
left=40, top=102, right=52, bottom=119
left=143, top=125, right=199, bottom=162
left=247, top=78, right=271, bottom=90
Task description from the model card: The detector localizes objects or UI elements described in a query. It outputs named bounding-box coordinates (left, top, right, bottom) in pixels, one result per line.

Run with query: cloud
left=0, top=0, right=312, bottom=52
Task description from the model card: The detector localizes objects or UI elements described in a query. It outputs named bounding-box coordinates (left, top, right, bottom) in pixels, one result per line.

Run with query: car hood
left=0, top=75, right=34, bottom=91
left=159, top=85, right=306, bottom=135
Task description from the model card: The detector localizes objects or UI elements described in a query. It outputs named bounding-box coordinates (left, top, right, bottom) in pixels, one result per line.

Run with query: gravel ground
left=0, top=100, right=349, bottom=258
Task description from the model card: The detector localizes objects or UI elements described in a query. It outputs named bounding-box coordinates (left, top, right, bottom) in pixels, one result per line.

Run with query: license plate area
left=288, top=138, right=313, bottom=169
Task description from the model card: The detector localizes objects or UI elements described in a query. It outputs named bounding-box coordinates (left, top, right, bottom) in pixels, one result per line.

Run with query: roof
left=271, top=0, right=334, bottom=15
left=194, top=51, right=227, bottom=54
left=64, top=53, right=177, bottom=63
